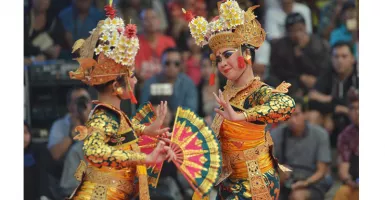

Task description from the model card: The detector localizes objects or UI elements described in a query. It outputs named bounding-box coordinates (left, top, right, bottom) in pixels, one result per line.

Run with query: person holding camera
left=271, top=98, right=333, bottom=200
left=44, top=87, right=91, bottom=199
left=47, top=87, right=92, bottom=162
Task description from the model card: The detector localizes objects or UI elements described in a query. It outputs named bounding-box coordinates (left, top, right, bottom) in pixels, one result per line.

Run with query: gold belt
left=223, top=141, right=274, bottom=179
left=84, top=166, right=136, bottom=194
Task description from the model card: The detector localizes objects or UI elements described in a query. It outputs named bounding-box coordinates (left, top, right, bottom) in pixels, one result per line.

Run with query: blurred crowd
left=24, top=0, right=359, bottom=200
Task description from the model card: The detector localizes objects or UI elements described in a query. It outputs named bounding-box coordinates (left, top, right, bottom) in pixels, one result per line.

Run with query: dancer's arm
left=82, top=108, right=147, bottom=167
left=243, top=85, right=295, bottom=123
left=83, top=129, right=147, bottom=168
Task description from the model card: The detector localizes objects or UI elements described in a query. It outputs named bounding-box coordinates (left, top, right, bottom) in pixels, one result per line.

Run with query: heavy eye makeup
left=215, top=50, right=237, bottom=64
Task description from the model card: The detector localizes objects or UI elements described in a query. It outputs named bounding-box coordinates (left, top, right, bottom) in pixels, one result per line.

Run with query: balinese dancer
left=183, top=1, right=295, bottom=199
left=67, top=1, right=174, bottom=200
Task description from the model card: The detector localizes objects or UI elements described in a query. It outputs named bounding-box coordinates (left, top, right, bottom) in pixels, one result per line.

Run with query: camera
left=75, top=96, right=90, bottom=114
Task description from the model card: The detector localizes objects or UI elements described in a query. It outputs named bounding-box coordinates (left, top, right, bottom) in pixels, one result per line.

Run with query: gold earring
left=116, top=87, right=123, bottom=95
left=244, top=49, right=252, bottom=65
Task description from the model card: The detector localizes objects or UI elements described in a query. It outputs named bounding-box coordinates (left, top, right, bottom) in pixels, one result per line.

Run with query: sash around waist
left=221, top=120, right=267, bottom=150
left=84, top=165, right=136, bottom=193
left=223, top=143, right=274, bottom=178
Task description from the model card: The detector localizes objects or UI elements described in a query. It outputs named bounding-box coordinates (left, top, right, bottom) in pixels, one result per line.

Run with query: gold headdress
left=69, top=0, right=140, bottom=103
left=183, top=0, right=266, bottom=85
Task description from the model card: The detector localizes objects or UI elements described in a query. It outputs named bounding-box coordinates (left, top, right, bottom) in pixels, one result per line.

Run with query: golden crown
left=185, top=0, right=265, bottom=53
left=69, top=1, right=140, bottom=86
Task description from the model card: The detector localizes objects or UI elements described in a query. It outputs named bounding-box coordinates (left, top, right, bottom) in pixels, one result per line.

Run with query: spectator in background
left=271, top=98, right=333, bottom=200
left=197, top=55, right=219, bottom=125
left=24, top=121, right=40, bottom=200
left=60, top=140, right=84, bottom=198
left=296, top=0, right=330, bottom=31
left=270, top=13, right=329, bottom=97
left=48, top=87, right=91, bottom=162
left=253, top=41, right=271, bottom=79
left=117, top=0, right=168, bottom=34
left=24, top=0, right=67, bottom=65
left=117, top=0, right=149, bottom=34
left=318, top=0, right=351, bottom=40
left=45, top=87, right=91, bottom=199
left=307, top=41, right=358, bottom=147
left=265, top=0, right=312, bottom=41
left=263, top=0, right=280, bottom=9
left=329, top=2, right=358, bottom=57
left=135, top=8, right=176, bottom=82
left=253, top=41, right=284, bottom=88
left=140, top=48, right=198, bottom=113
left=334, top=88, right=359, bottom=200
left=93, top=0, right=108, bottom=12
left=185, top=36, right=202, bottom=85
left=47, top=0, right=71, bottom=17
left=58, top=0, right=104, bottom=48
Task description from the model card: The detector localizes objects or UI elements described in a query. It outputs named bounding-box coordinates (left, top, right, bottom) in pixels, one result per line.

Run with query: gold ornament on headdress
left=183, top=0, right=266, bottom=85
left=185, top=0, right=265, bottom=51
left=69, top=1, right=139, bottom=86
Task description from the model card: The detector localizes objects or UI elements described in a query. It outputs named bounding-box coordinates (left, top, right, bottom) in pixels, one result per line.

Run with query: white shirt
left=254, top=41, right=271, bottom=79
left=254, top=41, right=271, bottom=66
left=265, top=2, right=313, bottom=40
left=264, top=0, right=280, bottom=9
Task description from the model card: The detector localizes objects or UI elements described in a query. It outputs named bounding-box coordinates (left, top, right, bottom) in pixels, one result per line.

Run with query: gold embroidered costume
left=66, top=1, right=150, bottom=199
left=69, top=101, right=148, bottom=200
left=211, top=78, right=294, bottom=200
left=183, top=0, right=295, bottom=199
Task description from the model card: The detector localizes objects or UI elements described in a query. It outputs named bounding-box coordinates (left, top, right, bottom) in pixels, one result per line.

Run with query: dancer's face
left=215, top=47, right=245, bottom=81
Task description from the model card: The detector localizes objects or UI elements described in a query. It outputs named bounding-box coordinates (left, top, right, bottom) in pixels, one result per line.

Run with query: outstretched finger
left=158, top=101, right=167, bottom=122
left=162, top=101, right=168, bottom=116
left=160, top=101, right=165, bottom=115
left=214, top=108, right=225, bottom=117
left=213, top=92, right=225, bottom=107
left=156, top=103, right=161, bottom=116
left=164, top=146, right=174, bottom=162
left=218, top=90, right=227, bottom=105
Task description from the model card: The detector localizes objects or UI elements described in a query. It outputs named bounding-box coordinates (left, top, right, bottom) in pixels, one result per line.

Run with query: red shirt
left=185, top=56, right=202, bottom=86
left=135, top=34, right=176, bottom=81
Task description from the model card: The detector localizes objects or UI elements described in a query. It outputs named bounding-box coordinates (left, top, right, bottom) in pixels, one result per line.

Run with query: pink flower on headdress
left=104, top=5, right=116, bottom=19
left=184, top=10, right=195, bottom=22
left=124, top=24, right=137, bottom=38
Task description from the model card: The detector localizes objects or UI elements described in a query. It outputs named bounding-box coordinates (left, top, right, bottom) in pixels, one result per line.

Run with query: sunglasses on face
left=215, top=50, right=237, bottom=64
left=165, top=60, right=181, bottom=67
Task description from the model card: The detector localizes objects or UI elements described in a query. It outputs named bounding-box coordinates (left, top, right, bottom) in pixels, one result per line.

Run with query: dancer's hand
left=164, top=145, right=176, bottom=163
left=144, top=140, right=176, bottom=164
left=158, top=137, right=182, bottom=163
left=143, top=101, right=170, bottom=137
left=213, top=89, right=245, bottom=121
left=145, top=141, right=167, bottom=164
